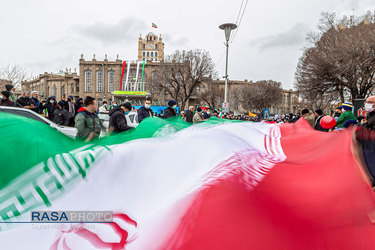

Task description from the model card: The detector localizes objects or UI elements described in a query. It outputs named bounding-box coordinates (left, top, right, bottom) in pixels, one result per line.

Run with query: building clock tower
left=138, top=33, right=164, bottom=62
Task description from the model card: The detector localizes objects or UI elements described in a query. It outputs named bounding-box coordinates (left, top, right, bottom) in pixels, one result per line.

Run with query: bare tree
left=153, top=49, right=216, bottom=109
left=201, top=78, right=223, bottom=109
left=0, top=64, right=31, bottom=89
left=239, top=80, right=282, bottom=112
left=295, top=12, right=375, bottom=105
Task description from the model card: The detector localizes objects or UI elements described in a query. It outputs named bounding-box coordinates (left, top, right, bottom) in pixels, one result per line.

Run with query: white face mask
left=0, top=96, right=3, bottom=99
left=145, top=104, right=151, bottom=109
left=50, top=100, right=54, bottom=103
left=173, top=105, right=177, bottom=109
left=207, top=111, right=211, bottom=115
left=365, top=103, right=374, bottom=112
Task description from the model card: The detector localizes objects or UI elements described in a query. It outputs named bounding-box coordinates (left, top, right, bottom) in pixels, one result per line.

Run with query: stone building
left=21, top=70, right=79, bottom=100
left=138, top=33, right=164, bottom=62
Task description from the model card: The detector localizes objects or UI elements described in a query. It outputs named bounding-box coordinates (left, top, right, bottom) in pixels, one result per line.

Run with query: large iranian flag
left=0, top=113, right=375, bottom=249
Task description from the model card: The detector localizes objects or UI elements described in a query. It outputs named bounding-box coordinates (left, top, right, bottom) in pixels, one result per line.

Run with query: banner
left=0, top=114, right=375, bottom=249
left=124, top=60, right=131, bottom=91
left=134, top=61, right=141, bottom=91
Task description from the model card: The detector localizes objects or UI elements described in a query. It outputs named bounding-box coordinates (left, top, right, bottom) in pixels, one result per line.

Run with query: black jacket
left=314, top=115, right=328, bottom=132
left=137, top=106, right=153, bottom=123
left=16, top=97, right=32, bottom=108
left=185, top=110, right=193, bottom=122
left=109, top=108, right=132, bottom=133
left=42, top=97, right=58, bottom=120
left=30, top=97, right=42, bottom=114
left=0, top=99, right=16, bottom=107
left=53, top=108, right=70, bottom=126
left=164, top=107, right=176, bottom=119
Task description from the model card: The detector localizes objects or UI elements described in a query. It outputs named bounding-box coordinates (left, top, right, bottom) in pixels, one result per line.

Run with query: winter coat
left=137, top=106, right=153, bottom=123
left=336, top=111, right=357, bottom=128
left=75, top=107, right=102, bottom=140
left=74, top=98, right=84, bottom=116
left=42, top=97, right=58, bottom=120
left=16, top=97, right=32, bottom=108
left=203, top=112, right=211, bottom=119
left=185, top=110, right=194, bottom=123
left=109, top=108, right=132, bottom=133
left=164, top=107, right=176, bottom=119
left=30, top=97, right=42, bottom=114
left=193, top=112, right=204, bottom=123
left=314, top=115, right=328, bottom=132
left=364, top=111, right=375, bottom=131
left=303, top=113, right=315, bottom=128
left=64, top=100, right=76, bottom=117
left=0, top=98, right=16, bottom=107
left=53, top=108, right=70, bottom=126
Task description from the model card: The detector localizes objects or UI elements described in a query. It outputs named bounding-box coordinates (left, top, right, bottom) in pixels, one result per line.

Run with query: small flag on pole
left=152, top=23, right=158, bottom=28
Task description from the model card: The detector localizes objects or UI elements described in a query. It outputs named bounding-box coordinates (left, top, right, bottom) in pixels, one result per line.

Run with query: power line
left=235, top=0, right=245, bottom=24
left=231, top=0, right=248, bottom=44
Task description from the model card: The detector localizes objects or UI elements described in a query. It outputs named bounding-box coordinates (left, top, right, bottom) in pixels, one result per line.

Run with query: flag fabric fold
left=0, top=113, right=375, bottom=250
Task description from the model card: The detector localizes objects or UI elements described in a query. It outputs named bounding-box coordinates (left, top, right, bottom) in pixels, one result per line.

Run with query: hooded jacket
left=109, top=107, right=132, bottom=133
left=164, top=106, right=176, bottom=119
left=42, top=97, right=58, bottom=120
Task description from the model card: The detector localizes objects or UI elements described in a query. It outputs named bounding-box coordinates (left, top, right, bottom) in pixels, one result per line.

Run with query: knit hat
left=341, top=102, right=353, bottom=111
left=168, top=100, right=177, bottom=106
left=58, top=101, right=65, bottom=108
left=5, top=84, right=14, bottom=91
left=68, top=95, right=74, bottom=100
left=1, top=90, right=10, bottom=99
left=197, top=107, right=202, bottom=112
left=121, top=102, right=132, bottom=111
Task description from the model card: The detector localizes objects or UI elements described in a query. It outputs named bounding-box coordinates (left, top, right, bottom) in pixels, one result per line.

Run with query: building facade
left=21, top=70, right=79, bottom=100
left=138, top=33, right=164, bottom=62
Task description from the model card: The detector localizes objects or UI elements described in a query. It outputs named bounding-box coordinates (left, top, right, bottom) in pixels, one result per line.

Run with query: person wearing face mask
left=0, top=91, right=16, bottom=106
left=42, top=96, right=58, bottom=121
left=111, top=101, right=118, bottom=110
left=137, top=97, right=154, bottom=123
left=355, top=95, right=375, bottom=186
left=333, top=107, right=342, bottom=121
left=336, top=102, right=356, bottom=129
left=108, top=102, right=133, bottom=134
left=75, top=97, right=84, bottom=112
left=5, top=84, right=17, bottom=103
left=193, top=107, right=204, bottom=123
left=164, top=100, right=177, bottom=119
left=53, top=101, right=70, bottom=126
left=98, top=101, right=109, bottom=120
left=203, top=108, right=211, bottom=120
left=362, top=95, right=375, bottom=130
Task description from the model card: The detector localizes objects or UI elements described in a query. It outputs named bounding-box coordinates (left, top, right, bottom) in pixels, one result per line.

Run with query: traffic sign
left=222, top=102, right=229, bottom=113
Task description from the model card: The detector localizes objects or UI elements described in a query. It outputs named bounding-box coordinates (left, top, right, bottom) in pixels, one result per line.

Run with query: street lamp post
left=219, top=23, right=237, bottom=113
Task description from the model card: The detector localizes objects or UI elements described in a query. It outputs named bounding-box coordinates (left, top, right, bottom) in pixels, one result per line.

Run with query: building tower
left=138, top=33, right=164, bottom=62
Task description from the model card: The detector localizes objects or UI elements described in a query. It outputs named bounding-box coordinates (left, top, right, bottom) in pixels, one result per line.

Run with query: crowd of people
left=1, top=84, right=375, bottom=143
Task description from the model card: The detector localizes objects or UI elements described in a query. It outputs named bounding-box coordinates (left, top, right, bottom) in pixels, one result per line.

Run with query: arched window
left=147, top=52, right=149, bottom=57
left=196, top=85, right=200, bottom=95
left=202, top=86, right=206, bottom=94
left=151, top=52, right=154, bottom=57
left=84, top=70, right=92, bottom=92
left=76, top=82, right=79, bottom=92
left=142, top=52, right=145, bottom=56
left=143, top=44, right=145, bottom=49
left=155, top=44, right=158, bottom=50
left=155, top=52, right=158, bottom=57
left=96, top=70, right=103, bottom=92
left=53, top=85, right=57, bottom=97
left=61, top=85, right=65, bottom=97
left=71, top=84, right=74, bottom=94
left=108, top=70, right=115, bottom=93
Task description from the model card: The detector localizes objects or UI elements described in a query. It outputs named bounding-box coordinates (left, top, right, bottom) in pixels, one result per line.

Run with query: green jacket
left=9, top=93, right=17, bottom=103
left=74, top=109, right=102, bottom=140
left=336, top=110, right=356, bottom=128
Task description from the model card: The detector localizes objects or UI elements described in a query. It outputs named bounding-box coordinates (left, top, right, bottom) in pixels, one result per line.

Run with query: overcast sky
left=1, top=0, right=375, bottom=89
